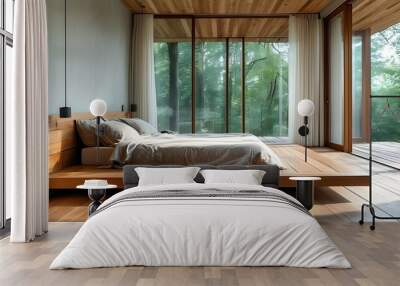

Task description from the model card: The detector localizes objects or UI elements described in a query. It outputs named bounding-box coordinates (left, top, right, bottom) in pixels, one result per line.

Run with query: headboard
left=123, top=165, right=280, bottom=189
left=48, top=111, right=132, bottom=173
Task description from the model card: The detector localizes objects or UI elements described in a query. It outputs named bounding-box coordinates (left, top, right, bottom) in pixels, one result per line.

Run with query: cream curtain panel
left=8, top=0, right=49, bottom=242
left=329, top=15, right=344, bottom=145
left=288, top=15, right=324, bottom=146
left=129, top=14, right=157, bottom=127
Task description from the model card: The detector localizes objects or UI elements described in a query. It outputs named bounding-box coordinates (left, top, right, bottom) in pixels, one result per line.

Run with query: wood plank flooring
left=353, top=141, right=400, bottom=169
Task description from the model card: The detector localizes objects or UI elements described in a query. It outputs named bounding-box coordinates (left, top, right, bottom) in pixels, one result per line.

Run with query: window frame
left=153, top=15, right=289, bottom=136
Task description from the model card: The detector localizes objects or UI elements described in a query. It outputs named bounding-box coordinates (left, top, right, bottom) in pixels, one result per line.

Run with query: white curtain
left=288, top=15, right=324, bottom=146
left=329, top=15, right=344, bottom=145
left=129, top=14, right=157, bottom=127
left=8, top=0, right=49, bottom=242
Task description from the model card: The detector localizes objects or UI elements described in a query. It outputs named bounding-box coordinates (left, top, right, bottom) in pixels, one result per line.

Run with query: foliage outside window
left=371, top=23, right=400, bottom=142
left=154, top=37, right=288, bottom=136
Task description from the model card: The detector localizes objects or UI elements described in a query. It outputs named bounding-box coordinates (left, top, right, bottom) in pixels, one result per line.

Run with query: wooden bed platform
left=49, top=144, right=369, bottom=189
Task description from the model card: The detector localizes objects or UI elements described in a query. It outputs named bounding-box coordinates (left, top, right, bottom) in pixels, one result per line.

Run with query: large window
left=154, top=42, right=192, bottom=133
left=154, top=18, right=289, bottom=136
left=352, top=22, right=400, bottom=169
left=195, top=41, right=226, bottom=133
left=1, top=0, right=14, bottom=230
left=371, top=23, right=400, bottom=143
left=245, top=41, right=288, bottom=136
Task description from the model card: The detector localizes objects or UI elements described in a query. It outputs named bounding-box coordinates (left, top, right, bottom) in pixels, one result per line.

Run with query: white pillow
left=200, top=169, right=266, bottom=185
left=135, top=167, right=201, bottom=186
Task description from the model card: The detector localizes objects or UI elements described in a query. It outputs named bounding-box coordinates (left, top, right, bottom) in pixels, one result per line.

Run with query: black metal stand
left=88, top=189, right=106, bottom=216
left=296, top=180, right=314, bottom=210
left=96, top=116, right=100, bottom=163
left=359, top=95, right=400, bottom=231
left=298, top=116, right=309, bottom=162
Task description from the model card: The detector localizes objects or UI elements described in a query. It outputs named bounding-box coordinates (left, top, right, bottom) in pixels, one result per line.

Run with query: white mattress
left=50, top=183, right=350, bottom=269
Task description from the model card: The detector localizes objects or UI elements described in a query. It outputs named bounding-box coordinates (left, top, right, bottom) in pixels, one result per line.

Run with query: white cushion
left=200, top=169, right=266, bottom=185
left=135, top=167, right=201, bottom=186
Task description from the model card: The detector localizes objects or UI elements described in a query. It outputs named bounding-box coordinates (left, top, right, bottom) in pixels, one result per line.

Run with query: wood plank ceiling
left=123, top=0, right=333, bottom=40
left=353, top=0, right=400, bottom=33
left=123, top=0, right=332, bottom=15
left=154, top=18, right=289, bottom=40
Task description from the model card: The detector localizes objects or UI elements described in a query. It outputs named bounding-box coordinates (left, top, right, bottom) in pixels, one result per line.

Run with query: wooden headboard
left=48, top=112, right=132, bottom=173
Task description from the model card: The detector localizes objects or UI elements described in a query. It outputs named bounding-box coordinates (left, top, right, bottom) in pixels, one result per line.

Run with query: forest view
left=154, top=40, right=289, bottom=136
left=370, top=23, right=400, bottom=141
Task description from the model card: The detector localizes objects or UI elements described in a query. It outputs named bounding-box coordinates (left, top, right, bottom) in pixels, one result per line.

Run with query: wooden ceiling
left=123, top=0, right=333, bottom=15
left=154, top=18, right=289, bottom=41
left=353, top=0, right=400, bottom=32
left=123, top=1, right=337, bottom=40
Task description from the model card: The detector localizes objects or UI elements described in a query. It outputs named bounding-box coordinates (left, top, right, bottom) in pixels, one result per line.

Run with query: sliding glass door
left=325, top=2, right=352, bottom=152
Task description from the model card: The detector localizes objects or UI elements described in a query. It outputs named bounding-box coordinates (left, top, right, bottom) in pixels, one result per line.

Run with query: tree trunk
left=168, top=42, right=179, bottom=130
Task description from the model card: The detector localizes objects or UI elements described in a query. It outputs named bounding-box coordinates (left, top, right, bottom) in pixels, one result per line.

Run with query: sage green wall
left=47, top=0, right=132, bottom=115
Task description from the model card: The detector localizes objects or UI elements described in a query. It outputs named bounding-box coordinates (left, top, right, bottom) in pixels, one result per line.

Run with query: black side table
left=77, top=184, right=117, bottom=215
left=289, top=177, right=321, bottom=210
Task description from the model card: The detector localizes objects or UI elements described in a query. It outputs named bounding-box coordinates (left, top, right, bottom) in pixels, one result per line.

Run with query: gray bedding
left=112, top=133, right=283, bottom=167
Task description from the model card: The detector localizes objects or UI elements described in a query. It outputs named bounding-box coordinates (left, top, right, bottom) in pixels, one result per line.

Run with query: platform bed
left=50, top=165, right=351, bottom=269
left=49, top=145, right=369, bottom=189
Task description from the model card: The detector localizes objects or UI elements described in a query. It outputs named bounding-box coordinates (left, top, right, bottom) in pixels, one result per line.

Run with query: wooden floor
left=353, top=141, right=400, bottom=169
left=49, top=145, right=369, bottom=189
left=1, top=162, right=400, bottom=285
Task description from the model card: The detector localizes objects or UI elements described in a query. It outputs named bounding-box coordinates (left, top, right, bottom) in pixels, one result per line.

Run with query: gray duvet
left=112, top=133, right=283, bottom=167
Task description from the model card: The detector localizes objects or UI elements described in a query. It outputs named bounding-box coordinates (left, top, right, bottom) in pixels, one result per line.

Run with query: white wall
left=47, top=0, right=132, bottom=115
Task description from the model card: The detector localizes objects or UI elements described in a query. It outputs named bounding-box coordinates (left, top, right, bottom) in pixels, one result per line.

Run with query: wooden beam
left=343, top=2, right=352, bottom=153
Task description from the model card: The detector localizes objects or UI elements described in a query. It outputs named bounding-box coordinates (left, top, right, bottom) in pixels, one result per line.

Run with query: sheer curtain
left=288, top=15, right=324, bottom=146
left=8, top=0, right=49, bottom=242
left=329, top=15, right=344, bottom=145
left=129, top=14, right=157, bottom=127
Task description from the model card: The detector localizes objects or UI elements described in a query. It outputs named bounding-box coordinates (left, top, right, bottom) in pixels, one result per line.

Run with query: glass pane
left=5, top=44, right=12, bottom=220
left=329, top=14, right=344, bottom=145
left=228, top=39, right=242, bottom=133
left=195, top=41, right=226, bottom=133
left=371, top=22, right=400, bottom=97
left=6, top=0, right=14, bottom=33
left=154, top=19, right=192, bottom=133
left=352, top=35, right=363, bottom=140
left=244, top=41, right=289, bottom=136
left=370, top=97, right=400, bottom=168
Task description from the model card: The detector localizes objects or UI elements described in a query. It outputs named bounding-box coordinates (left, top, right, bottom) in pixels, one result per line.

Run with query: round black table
left=77, top=184, right=117, bottom=215
left=289, top=177, right=321, bottom=210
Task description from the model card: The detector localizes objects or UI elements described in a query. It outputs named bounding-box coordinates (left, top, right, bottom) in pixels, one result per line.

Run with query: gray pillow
left=76, top=119, right=103, bottom=147
left=100, top=120, right=140, bottom=146
left=120, top=118, right=158, bottom=135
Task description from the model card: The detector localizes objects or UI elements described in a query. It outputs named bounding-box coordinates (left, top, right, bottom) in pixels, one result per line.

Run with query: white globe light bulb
left=89, top=99, right=107, bottom=117
left=297, top=99, right=315, bottom=117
